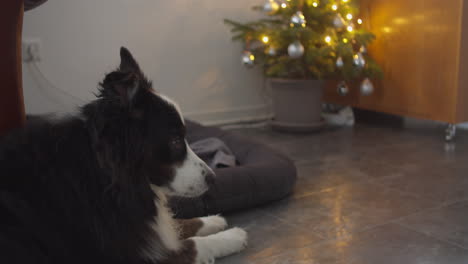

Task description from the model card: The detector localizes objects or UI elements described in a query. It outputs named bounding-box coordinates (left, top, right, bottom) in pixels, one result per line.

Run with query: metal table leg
left=445, top=124, right=457, bottom=141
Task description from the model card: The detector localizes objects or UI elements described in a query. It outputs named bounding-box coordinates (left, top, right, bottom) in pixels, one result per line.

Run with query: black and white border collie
left=0, top=47, right=247, bottom=264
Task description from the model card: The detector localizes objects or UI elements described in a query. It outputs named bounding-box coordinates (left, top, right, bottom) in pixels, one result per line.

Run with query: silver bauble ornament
left=333, top=14, right=346, bottom=29
left=241, top=51, right=255, bottom=67
left=290, top=11, right=306, bottom=27
left=266, top=46, right=277, bottom=56
left=336, top=56, right=344, bottom=68
left=288, top=41, right=305, bottom=59
left=353, top=52, right=366, bottom=68
left=263, top=0, right=280, bottom=14
left=337, top=81, right=349, bottom=96
left=360, top=45, right=367, bottom=53
left=360, top=78, right=374, bottom=96
left=279, top=0, right=288, bottom=8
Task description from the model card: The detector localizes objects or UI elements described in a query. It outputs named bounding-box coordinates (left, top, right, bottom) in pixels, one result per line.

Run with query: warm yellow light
left=393, top=18, right=408, bottom=25
left=262, top=36, right=269, bottom=43
left=332, top=4, right=338, bottom=11
left=357, top=18, right=363, bottom=25
left=346, top=14, right=353, bottom=20
left=382, top=27, right=392, bottom=33
left=312, top=2, right=318, bottom=7
left=342, top=0, right=349, bottom=2
left=301, top=23, right=306, bottom=28
left=249, top=54, right=255, bottom=60
left=343, top=38, right=349, bottom=43
left=281, top=3, right=287, bottom=8
left=325, top=36, right=332, bottom=43
left=347, top=25, right=354, bottom=32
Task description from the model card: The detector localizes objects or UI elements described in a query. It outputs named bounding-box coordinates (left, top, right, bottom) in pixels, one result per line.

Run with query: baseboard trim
left=184, top=104, right=273, bottom=126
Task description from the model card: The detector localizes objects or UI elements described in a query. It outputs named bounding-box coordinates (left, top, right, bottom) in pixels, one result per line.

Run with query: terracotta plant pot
left=270, top=78, right=325, bottom=132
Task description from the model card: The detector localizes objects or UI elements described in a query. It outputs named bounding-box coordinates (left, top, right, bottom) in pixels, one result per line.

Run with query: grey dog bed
left=169, top=120, right=297, bottom=218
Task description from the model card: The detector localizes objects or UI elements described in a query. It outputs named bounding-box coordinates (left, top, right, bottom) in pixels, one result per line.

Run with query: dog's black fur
left=0, top=47, right=188, bottom=264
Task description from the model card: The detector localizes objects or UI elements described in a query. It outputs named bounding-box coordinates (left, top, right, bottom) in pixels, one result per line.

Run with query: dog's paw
left=192, top=227, right=248, bottom=262
left=197, top=215, right=228, bottom=236
left=216, top=227, right=248, bottom=254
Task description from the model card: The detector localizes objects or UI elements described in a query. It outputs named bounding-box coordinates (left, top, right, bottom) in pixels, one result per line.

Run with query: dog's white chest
left=141, top=186, right=181, bottom=261
left=153, top=198, right=180, bottom=251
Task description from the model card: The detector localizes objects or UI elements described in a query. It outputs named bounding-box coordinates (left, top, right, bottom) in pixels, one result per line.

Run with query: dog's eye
left=169, top=137, right=186, bottom=161
left=170, top=138, right=185, bottom=156
left=170, top=138, right=183, bottom=147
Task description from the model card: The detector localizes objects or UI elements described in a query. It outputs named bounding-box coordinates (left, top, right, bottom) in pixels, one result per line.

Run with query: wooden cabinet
left=324, top=0, right=468, bottom=124
left=0, top=0, right=26, bottom=137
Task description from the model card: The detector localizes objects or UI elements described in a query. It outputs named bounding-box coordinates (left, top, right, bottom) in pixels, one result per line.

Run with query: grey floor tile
left=273, top=139, right=354, bottom=165
left=221, top=122, right=468, bottom=264
left=399, top=201, right=468, bottom=249
left=374, top=164, right=468, bottom=205
left=257, top=224, right=468, bottom=264
left=217, top=253, right=256, bottom=264
left=222, top=208, right=323, bottom=261
left=292, top=163, right=369, bottom=197
left=260, top=182, right=432, bottom=240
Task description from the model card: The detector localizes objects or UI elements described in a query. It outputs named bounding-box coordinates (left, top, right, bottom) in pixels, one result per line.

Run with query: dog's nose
left=205, top=170, right=216, bottom=186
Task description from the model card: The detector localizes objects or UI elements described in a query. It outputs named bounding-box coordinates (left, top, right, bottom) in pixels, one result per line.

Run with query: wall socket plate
left=22, top=39, right=41, bottom=62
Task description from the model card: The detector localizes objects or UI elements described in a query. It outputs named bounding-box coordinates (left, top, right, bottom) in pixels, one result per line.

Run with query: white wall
left=22, top=0, right=272, bottom=125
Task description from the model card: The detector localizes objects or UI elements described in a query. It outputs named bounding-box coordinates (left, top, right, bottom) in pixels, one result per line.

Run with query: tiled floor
left=217, top=121, right=468, bottom=264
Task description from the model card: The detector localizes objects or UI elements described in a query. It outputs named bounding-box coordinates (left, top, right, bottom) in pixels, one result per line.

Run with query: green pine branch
left=224, top=0, right=383, bottom=80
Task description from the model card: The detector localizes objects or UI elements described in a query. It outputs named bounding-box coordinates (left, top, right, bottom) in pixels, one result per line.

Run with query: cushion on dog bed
left=169, top=120, right=297, bottom=218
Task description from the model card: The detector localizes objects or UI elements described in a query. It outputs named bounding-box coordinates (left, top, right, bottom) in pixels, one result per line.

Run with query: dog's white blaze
left=152, top=92, right=213, bottom=197
left=190, top=227, right=248, bottom=263
left=142, top=186, right=181, bottom=261
left=170, top=142, right=211, bottom=197
left=158, top=93, right=185, bottom=125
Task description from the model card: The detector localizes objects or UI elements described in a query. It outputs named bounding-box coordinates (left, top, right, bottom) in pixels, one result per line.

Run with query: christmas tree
left=224, top=0, right=382, bottom=86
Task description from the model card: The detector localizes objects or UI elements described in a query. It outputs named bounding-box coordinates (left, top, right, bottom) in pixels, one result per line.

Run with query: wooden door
left=326, top=0, right=463, bottom=123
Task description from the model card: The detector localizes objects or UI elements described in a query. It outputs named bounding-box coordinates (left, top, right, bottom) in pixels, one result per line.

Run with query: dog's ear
left=99, top=47, right=148, bottom=107
left=100, top=71, right=139, bottom=107
left=119, top=47, right=141, bottom=74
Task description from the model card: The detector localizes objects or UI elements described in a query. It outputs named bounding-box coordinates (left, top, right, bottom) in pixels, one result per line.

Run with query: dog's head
left=84, top=47, right=214, bottom=198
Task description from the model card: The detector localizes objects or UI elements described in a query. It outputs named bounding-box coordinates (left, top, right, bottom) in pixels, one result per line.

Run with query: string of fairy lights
left=239, top=0, right=375, bottom=96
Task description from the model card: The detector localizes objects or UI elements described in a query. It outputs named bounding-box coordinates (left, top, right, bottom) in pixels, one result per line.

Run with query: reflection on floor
left=218, top=121, right=468, bottom=264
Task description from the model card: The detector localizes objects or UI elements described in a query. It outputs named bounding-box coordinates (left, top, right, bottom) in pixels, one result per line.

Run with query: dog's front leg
left=190, top=227, right=247, bottom=263
left=177, top=215, right=228, bottom=239
left=161, top=227, right=248, bottom=264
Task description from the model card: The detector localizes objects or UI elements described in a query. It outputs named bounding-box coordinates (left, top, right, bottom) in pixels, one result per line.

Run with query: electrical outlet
left=22, top=39, right=41, bottom=62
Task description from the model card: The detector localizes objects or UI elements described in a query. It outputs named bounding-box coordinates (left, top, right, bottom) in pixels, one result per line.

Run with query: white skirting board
left=184, top=104, right=273, bottom=126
